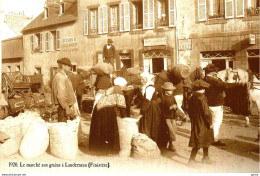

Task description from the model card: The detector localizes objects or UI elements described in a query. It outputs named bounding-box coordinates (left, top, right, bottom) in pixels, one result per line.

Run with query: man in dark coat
left=187, top=80, right=214, bottom=166
left=103, top=38, right=116, bottom=68
left=203, top=64, right=227, bottom=146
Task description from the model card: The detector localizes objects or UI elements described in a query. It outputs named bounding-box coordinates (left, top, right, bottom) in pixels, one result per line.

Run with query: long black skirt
left=89, top=106, right=120, bottom=155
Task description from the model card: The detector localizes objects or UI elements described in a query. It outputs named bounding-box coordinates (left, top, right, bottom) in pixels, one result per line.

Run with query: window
left=45, top=32, right=49, bottom=51
left=132, top=1, right=143, bottom=30
left=16, top=65, right=20, bottom=72
left=60, top=3, right=65, bottom=15
left=98, top=6, right=108, bottom=34
left=35, top=67, right=42, bottom=75
left=83, top=9, right=88, bottom=35
left=157, top=0, right=168, bottom=26
left=143, top=0, right=154, bottom=29
left=208, top=0, right=225, bottom=19
left=198, top=0, right=245, bottom=21
left=7, top=66, right=11, bottom=73
left=110, top=5, right=119, bottom=32
left=90, top=8, right=98, bottom=34
left=247, top=0, right=259, bottom=16
left=34, top=33, right=43, bottom=52
left=119, top=2, right=130, bottom=32
left=120, top=53, right=132, bottom=69
left=50, top=30, right=60, bottom=50
left=44, top=8, right=49, bottom=18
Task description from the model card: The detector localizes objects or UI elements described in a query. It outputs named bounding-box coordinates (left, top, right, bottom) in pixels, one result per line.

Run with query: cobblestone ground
left=0, top=109, right=259, bottom=175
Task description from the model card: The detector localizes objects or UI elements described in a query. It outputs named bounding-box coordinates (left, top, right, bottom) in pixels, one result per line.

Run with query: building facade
left=1, top=36, right=24, bottom=73
left=22, top=0, right=259, bottom=86
left=176, top=0, right=259, bottom=73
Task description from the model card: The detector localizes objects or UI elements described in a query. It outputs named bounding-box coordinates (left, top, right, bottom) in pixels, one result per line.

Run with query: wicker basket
left=48, top=117, right=80, bottom=159
left=19, top=119, right=49, bottom=159
left=0, top=117, right=22, bottom=157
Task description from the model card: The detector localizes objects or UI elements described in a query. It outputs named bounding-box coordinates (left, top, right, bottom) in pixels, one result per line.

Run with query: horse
left=221, top=69, right=260, bottom=127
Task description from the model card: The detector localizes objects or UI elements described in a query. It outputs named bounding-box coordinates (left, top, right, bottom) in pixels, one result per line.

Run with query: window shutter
left=103, top=6, right=108, bottom=33
left=236, top=0, right=244, bottom=17
left=83, top=9, right=88, bottom=35
left=30, top=35, right=34, bottom=52
left=143, top=0, right=149, bottom=29
left=225, top=0, right=234, bottom=18
left=198, top=0, right=207, bottom=21
left=56, top=31, right=60, bottom=50
left=169, top=0, right=175, bottom=26
left=124, top=2, right=130, bottom=31
left=148, top=0, right=154, bottom=28
left=40, top=33, right=43, bottom=51
left=143, top=0, right=154, bottom=29
left=119, top=3, right=124, bottom=32
left=98, top=7, right=103, bottom=34
left=133, top=4, right=136, bottom=25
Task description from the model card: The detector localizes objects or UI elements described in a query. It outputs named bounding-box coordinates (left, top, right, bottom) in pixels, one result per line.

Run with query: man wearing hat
left=203, top=64, right=227, bottom=146
left=52, top=58, right=77, bottom=122
left=161, top=82, right=178, bottom=151
left=187, top=80, right=214, bottom=166
left=103, top=38, right=116, bottom=69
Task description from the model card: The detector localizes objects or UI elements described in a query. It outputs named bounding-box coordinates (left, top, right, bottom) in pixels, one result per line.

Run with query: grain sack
left=19, top=119, right=49, bottom=159
left=78, top=119, right=88, bottom=146
left=17, top=111, right=41, bottom=136
left=117, top=117, right=139, bottom=157
left=131, top=133, right=161, bottom=159
left=0, top=117, right=22, bottom=157
left=48, top=117, right=80, bottom=159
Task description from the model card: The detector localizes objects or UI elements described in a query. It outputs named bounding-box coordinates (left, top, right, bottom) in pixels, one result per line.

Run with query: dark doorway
left=152, top=58, right=164, bottom=73
left=212, top=59, right=226, bottom=70
left=248, top=58, right=259, bottom=74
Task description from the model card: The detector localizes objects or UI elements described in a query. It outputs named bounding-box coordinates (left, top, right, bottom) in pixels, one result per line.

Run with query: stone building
left=22, top=0, right=259, bottom=86
left=176, top=0, right=259, bottom=73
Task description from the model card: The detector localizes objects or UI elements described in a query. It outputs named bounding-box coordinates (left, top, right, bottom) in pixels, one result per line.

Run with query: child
left=161, top=82, right=178, bottom=152
left=187, top=80, right=214, bottom=166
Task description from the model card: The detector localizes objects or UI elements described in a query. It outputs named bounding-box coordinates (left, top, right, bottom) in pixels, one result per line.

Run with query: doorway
left=152, top=58, right=164, bottom=73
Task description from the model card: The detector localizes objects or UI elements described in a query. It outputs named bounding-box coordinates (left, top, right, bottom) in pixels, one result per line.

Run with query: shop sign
left=143, top=38, right=167, bottom=46
left=178, top=39, right=192, bottom=51
left=61, top=37, right=78, bottom=52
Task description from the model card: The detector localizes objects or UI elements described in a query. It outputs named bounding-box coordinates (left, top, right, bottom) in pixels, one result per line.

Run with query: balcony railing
left=247, top=7, right=260, bottom=16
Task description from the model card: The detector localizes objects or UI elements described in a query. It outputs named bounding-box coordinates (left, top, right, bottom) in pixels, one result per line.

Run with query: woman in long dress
left=89, top=78, right=126, bottom=155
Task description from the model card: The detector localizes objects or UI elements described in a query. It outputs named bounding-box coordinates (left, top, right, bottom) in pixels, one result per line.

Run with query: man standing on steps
left=203, top=64, right=227, bottom=146
left=103, top=38, right=116, bottom=69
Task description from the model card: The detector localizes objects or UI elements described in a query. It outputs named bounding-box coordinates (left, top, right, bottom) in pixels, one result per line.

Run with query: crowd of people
left=51, top=49, right=236, bottom=167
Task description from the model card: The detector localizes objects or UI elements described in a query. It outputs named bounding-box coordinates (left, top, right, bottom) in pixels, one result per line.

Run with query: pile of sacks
left=0, top=110, right=80, bottom=160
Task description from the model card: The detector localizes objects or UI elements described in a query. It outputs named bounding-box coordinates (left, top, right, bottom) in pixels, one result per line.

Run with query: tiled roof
left=22, top=1, right=77, bottom=33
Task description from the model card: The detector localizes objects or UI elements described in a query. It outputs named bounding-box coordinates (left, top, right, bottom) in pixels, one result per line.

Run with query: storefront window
left=248, top=49, right=259, bottom=74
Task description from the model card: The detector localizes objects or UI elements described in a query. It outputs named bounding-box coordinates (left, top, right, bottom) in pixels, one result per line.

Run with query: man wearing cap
left=103, top=38, right=116, bottom=68
left=203, top=64, right=227, bottom=146
left=52, top=58, right=77, bottom=122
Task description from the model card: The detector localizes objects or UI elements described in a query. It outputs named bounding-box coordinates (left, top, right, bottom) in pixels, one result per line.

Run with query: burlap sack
left=117, top=117, right=139, bottom=157
left=0, top=117, right=22, bottom=157
left=19, top=119, right=49, bottom=159
left=131, top=133, right=161, bottom=159
left=48, top=117, right=80, bottom=159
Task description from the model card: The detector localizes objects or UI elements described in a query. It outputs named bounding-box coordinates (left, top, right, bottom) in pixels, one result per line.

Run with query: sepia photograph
left=0, top=0, right=259, bottom=175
